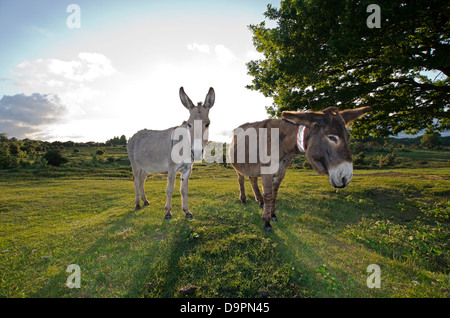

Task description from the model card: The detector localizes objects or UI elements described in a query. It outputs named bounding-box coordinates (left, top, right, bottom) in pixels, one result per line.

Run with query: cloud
left=0, top=93, right=68, bottom=139
left=14, top=52, right=116, bottom=85
left=25, top=25, right=53, bottom=37
left=187, top=43, right=237, bottom=65
left=9, top=52, right=116, bottom=116
left=48, top=52, right=116, bottom=82
left=187, top=43, right=211, bottom=54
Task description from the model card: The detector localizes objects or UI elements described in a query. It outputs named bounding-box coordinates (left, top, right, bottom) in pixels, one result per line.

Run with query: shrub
left=353, top=152, right=366, bottom=166
left=96, top=148, right=106, bottom=155
left=43, top=150, right=68, bottom=167
left=302, top=160, right=312, bottom=170
left=378, top=151, right=396, bottom=168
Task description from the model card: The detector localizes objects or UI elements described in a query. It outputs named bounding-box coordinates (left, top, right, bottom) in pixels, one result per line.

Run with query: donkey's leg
left=164, top=169, right=177, bottom=219
left=237, top=171, right=247, bottom=204
left=271, top=175, right=285, bottom=222
left=138, top=170, right=150, bottom=207
left=271, top=161, right=289, bottom=222
left=260, top=174, right=274, bottom=231
left=249, top=176, right=264, bottom=208
left=180, top=166, right=193, bottom=219
left=132, top=169, right=142, bottom=210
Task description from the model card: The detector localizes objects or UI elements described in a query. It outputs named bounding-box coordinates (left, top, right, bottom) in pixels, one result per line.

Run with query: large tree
left=247, top=0, right=449, bottom=137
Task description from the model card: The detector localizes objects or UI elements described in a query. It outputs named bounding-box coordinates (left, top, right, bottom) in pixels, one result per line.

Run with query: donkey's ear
left=203, top=87, right=215, bottom=109
left=281, top=111, right=323, bottom=128
left=179, top=87, right=195, bottom=110
left=339, top=106, right=372, bottom=125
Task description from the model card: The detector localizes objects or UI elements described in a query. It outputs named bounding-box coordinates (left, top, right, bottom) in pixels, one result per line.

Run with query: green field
left=0, top=145, right=449, bottom=298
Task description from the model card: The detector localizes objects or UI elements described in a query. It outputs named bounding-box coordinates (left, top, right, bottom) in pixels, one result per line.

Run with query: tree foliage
left=247, top=0, right=449, bottom=137
left=420, top=132, right=442, bottom=149
left=106, top=135, right=127, bottom=146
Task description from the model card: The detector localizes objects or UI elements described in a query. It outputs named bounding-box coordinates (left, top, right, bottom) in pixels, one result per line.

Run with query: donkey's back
left=127, top=128, right=174, bottom=174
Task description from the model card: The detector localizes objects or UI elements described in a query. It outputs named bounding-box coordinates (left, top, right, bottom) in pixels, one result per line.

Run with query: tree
left=119, top=135, right=127, bottom=145
left=420, top=132, right=442, bottom=149
left=106, top=135, right=127, bottom=146
left=247, top=0, right=449, bottom=138
left=0, top=142, right=18, bottom=169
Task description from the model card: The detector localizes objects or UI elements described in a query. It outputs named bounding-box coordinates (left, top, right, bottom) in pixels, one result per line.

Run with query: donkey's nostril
left=342, top=176, right=347, bottom=185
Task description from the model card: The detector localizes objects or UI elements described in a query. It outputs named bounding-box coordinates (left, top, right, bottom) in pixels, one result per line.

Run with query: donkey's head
left=282, top=106, right=371, bottom=188
left=179, top=87, right=215, bottom=161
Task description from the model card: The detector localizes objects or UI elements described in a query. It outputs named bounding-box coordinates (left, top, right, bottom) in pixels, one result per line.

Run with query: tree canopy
left=247, top=0, right=449, bottom=138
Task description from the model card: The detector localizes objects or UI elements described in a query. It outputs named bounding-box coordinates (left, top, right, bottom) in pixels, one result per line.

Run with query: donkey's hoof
left=143, top=201, right=150, bottom=206
left=264, top=222, right=272, bottom=232
left=135, top=205, right=141, bottom=210
left=240, top=200, right=247, bottom=205
left=259, top=202, right=264, bottom=209
left=185, top=211, right=193, bottom=219
left=271, top=214, right=277, bottom=222
left=164, top=213, right=172, bottom=219
left=272, top=217, right=278, bottom=223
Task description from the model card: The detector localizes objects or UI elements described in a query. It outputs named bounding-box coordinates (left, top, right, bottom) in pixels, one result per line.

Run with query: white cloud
left=8, top=53, right=116, bottom=117
left=187, top=43, right=211, bottom=54
left=187, top=43, right=237, bottom=65
left=25, top=25, right=53, bottom=37
left=47, top=52, right=115, bottom=82
left=12, top=52, right=116, bottom=86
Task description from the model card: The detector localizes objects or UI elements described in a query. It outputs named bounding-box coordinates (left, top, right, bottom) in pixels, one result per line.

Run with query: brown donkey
left=229, top=106, right=371, bottom=231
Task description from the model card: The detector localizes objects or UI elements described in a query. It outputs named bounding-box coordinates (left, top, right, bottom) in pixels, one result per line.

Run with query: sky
left=0, top=0, right=279, bottom=142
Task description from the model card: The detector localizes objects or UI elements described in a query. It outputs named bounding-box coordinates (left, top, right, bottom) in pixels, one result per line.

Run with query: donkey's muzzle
left=191, top=148, right=204, bottom=162
left=328, top=161, right=353, bottom=188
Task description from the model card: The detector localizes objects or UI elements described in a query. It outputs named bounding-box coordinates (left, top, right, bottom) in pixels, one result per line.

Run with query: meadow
left=0, top=144, right=449, bottom=298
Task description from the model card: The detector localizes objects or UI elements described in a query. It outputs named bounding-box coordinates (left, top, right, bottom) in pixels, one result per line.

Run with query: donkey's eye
left=205, top=123, right=210, bottom=128
left=328, top=135, right=338, bottom=143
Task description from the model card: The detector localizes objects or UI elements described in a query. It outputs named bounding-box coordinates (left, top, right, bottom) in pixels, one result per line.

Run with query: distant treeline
left=360, top=135, right=450, bottom=147
left=353, top=134, right=450, bottom=149
left=392, top=135, right=450, bottom=147
left=0, top=133, right=129, bottom=169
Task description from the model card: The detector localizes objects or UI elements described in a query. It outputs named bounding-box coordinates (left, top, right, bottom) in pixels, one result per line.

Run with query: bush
left=302, top=160, right=312, bottom=170
left=96, top=148, right=106, bottom=155
left=43, top=150, right=68, bottom=167
left=378, top=151, right=397, bottom=168
left=353, top=152, right=366, bottom=166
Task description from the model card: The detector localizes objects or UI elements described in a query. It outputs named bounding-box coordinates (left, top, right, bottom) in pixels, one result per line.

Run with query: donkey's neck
left=280, top=120, right=309, bottom=157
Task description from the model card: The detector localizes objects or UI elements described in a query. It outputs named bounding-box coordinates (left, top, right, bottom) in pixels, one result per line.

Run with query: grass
left=0, top=146, right=449, bottom=298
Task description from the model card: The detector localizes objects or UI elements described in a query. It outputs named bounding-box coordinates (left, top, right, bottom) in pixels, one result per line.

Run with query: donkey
left=127, top=87, right=215, bottom=219
left=229, top=106, right=371, bottom=231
